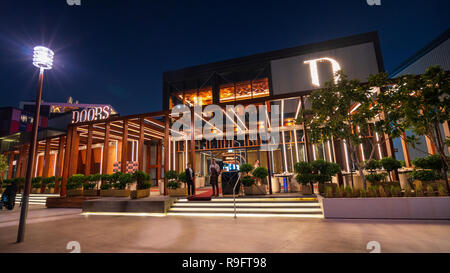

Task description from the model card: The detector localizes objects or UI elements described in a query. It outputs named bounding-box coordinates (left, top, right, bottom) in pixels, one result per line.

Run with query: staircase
left=167, top=196, right=323, bottom=218
left=15, top=194, right=59, bottom=206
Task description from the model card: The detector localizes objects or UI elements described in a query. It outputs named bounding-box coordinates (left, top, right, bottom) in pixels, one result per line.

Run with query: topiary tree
left=239, top=163, right=254, bottom=176
left=363, top=159, right=381, bottom=175
left=294, top=161, right=314, bottom=191
left=67, top=174, right=85, bottom=190
left=165, top=170, right=179, bottom=189
left=252, top=167, right=269, bottom=185
left=135, top=171, right=152, bottom=190
left=115, top=173, right=133, bottom=190
left=178, top=171, right=187, bottom=183
left=380, top=157, right=402, bottom=182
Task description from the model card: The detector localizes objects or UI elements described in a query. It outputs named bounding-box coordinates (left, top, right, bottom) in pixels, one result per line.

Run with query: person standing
left=185, top=163, right=194, bottom=197
left=210, top=159, right=220, bottom=197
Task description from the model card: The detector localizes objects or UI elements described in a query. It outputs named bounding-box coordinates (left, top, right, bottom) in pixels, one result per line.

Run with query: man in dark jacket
left=185, top=163, right=194, bottom=196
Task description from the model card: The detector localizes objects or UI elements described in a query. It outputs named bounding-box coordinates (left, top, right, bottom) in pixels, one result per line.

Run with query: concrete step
left=168, top=195, right=323, bottom=218
left=14, top=194, right=58, bottom=205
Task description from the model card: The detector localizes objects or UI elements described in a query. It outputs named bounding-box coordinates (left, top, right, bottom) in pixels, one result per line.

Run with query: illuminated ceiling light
left=33, top=46, right=54, bottom=70
left=304, top=57, right=341, bottom=87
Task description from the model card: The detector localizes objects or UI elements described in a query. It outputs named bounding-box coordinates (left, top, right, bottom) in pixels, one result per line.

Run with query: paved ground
left=0, top=205, right=449, bottom=253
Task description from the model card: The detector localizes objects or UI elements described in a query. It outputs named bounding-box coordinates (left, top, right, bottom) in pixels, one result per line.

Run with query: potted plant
left=380, top=157, right=402, bottom=182
left=241, top=176, right=259, bottom=195
left=165, top=170, right=186, bottom=196
left=46, top=181, right=55, bottom=193
left=100, top=174, right=114, bottom=196
left=42, top=176, right=56, bottom=193
left=83, top=174, right=101, bottom=196
left=294, top=161, right=314, bottom=194
left=31, top=176, right=42, bottom=194
left=130, top=171, right=152, bottom=199
left=114, top=173, right=133, bottom=197
left=311, top=160, right=340, bottom=194
left=14, top=177, right=25, bottom=193
left=250, top=167, right=268, bottom=195
left=66, top=174, right=85, bottom=196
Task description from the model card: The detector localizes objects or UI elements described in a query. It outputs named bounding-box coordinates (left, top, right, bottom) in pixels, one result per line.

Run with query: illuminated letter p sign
left=304, top=57, right=341, bottom=87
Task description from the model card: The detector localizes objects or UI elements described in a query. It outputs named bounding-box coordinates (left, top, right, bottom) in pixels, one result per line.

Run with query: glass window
left=236, top=81, right=252, bottom=101
left=252, top=78, right=270, bottom=99
left=220, top=83, right=235, bottom=103
left=170, top=91, right=184, bottom=109
left=184, top=89, right=197, bottom=107
left=198, top=87, right=212, bottom=106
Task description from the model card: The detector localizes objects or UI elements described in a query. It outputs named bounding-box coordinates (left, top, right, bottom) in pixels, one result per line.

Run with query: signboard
left=71, top=106, right=111, bottom=124
left=270, top=42, right=380, bottom=95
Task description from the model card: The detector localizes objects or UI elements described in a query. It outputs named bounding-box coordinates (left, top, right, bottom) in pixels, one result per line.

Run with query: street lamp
left=17, top=46, right=54, bottom=243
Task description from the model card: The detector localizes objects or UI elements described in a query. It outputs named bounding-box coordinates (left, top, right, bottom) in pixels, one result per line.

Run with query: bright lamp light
left=33, top=46, right=54, bottom=70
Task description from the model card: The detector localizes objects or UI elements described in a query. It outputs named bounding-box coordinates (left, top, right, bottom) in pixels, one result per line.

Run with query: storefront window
left=184, top=89, right=197, bottom=107
left=252, top=78, right=270, bottom=99
left=198, top=87, right=212, bottom=105
left=220, top=83, right=235, bottom=103
left=236, top=81, right=252, bottom=101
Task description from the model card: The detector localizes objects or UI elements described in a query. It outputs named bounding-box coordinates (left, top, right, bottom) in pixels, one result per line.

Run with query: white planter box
left=322, top=197, right=450, bottom=220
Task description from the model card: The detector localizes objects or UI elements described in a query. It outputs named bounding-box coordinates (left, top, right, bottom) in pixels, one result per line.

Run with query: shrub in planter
left=352, top=188, right=361, bottom=198
left=365, top=173, right=387, bottom=185
left=437, top=184, right=448, bottom=196
left=363, top=159, right=381, bottom=174
left=412, top=154, right=446, bottom=178
left=113, top=173, right=133, bottom=197
left=310, top=160, right=340, bottom=194
left=294, top=161, right=314, bottom=194
left=178, top=171, right=187, bottom=184
left=239, top=163, right=254, bottom=175
left=130, top=171, right=150, bottom=199
left=426, top=184, right=435, bottom=197
left=250, top=167, right=268, bottom=194
left=344, top=186, right=353, bottom=198
left=380, top=157, right=402, bottom=182
left=379, top=185, right=387, bottom=197
left=13, top=177, right=25, bottom=193
left=83, top=176, right=98, bottom=196
left=335, top=185, right=345, bottom=198
left=31, top=177, right=42, bottom=193
left=390, top=186, right=401, bottom=197
left=42, top=176, right=56, bottom=193
left=367, top=185, right=379, bottom=197
left=241, top=176, right=255, bottom=187
left=165, top=170, right=186, bottom=196
left=415, top=183, right=424, bottom=197
left=359, top=188, right=367, bottom=198
left=67, top=174, right=85, bottom=196
left=324, top=185, right=333, bottom=198
left=404, top=185, right=414, bottom=197
left=410, top=170, right=438, bottom=182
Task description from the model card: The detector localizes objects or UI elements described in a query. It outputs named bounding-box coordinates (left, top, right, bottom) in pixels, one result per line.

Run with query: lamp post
left=17, top=46, right=54, bottom=243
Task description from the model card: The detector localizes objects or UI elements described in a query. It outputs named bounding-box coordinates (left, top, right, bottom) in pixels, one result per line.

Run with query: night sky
left=0, top=0, right=448, bottom=116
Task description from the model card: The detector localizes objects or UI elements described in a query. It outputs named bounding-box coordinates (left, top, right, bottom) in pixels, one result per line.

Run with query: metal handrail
left=233, top=173, right=241, bottom=219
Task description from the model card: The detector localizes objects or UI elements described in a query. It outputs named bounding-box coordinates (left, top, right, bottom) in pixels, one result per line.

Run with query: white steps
left=167, top=196, right=323, bottom=218
left=14, top=194, right=59, bottom=206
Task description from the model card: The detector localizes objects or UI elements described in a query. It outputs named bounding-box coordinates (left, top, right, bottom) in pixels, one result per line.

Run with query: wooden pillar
left=121, top=119, right=128, bottom=173
left=41, top=138, right=51, bottom=192
left=85, top=124, right=93, bottom=176
left=102, top=122, right=110, bottom=175
left=138, top=117, right=145, bottom=171
left=7, top=151, right=14, bottom=179
left=68, top=130, right=80, bottom=177
left=400, top=132, right=411, bottom=168
left=157, top=141, right=162, bottom=180
left=54, top=136, right=65, bottom=193
left=146, top=142, right=151, bottom=173
left=42, top=139, right=51, bottom=177
left=163, top=115, right=170, bottom=195
left=61, top=127, right=74, bottom=196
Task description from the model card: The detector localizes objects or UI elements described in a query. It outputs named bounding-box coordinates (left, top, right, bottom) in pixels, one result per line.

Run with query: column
left=61, top=127, right=74, bottom=196
left=55, top=136, right=65, bottom=193
left=444, top=121, right=450, bottom=154
left=85, top=124, right=93, bottom=176
left=7, top=151, right=14, bottom=179
left=164, top=114, right=170, bottom=195
left=138, top=117, right=145, bottom=171
left=101, top=122, right=110, bottom=175
left=121, top=119, right=128, bottom=173
left=41, top=138, right=51, bottom=192
left=400, top=132, right=411, bottom=168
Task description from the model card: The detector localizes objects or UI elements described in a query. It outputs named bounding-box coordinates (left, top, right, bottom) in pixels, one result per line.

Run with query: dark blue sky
left=0, top=0, right=448, bottom=116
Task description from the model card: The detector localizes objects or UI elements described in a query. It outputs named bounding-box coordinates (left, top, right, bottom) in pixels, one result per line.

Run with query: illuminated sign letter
left=304, top=57, right=341, bottom=87
left=72, top=111, right=79, bottom=124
